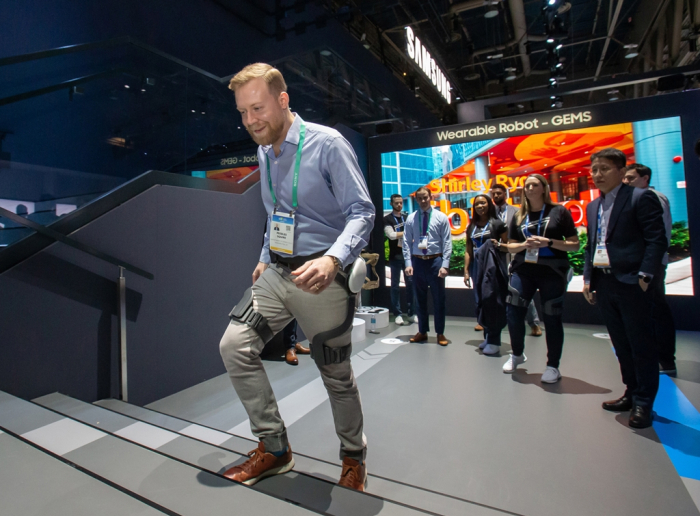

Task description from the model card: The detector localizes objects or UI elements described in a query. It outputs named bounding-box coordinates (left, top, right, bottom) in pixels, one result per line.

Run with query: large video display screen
left=382, top=116, right=692, bottom=295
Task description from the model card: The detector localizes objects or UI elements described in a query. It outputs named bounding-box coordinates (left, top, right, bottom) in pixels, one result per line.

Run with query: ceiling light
left=556, top=43, right=563, bottom=50
left=487, top=53, right=504, bottom=60
left=607, top=89, right=620, bottom=101
left=624, top=43, right=639, bottom=59
left=505, top=67, right=517, bottom=81
left=547, top=37, right=555, bottom=44
left=320, top=50, right=332, bottom=56
left=124, top=85, right=130, bottom=89
left=485, top=3, right=499, bottom=18
left=556, top=62, right=563, bottom=68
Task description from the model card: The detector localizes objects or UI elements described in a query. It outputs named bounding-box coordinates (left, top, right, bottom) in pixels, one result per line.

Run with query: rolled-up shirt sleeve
left=440, top=216, right=452, bottom=269
left=323, top=136, right=375, bottom=268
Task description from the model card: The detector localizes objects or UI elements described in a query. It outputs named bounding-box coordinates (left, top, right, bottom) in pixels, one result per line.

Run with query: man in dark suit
left=583, top=148, right=668, bottom=429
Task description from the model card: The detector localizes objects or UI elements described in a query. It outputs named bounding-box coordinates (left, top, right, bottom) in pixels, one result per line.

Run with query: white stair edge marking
left=179, top=424, right=232, bottom=446
left=682, top=477, right=700, bottom=514
left=114, top=421, right=179, bottom=449
left=228, top=328, right=409, bottom=436
left=21, top=418, right=107, bottom=456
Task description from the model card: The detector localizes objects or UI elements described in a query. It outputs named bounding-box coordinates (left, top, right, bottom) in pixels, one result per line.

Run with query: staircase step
left=0, top=391, right=315, bottom=516
left=0, top=429, right=168, bottom=516
left=95, top=398, right=512, bottom=516
left=38, top=392, right=432, bottom=516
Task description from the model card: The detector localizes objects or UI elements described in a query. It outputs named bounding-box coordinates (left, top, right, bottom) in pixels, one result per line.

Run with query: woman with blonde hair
left=498, top=174, right=580, bottom=383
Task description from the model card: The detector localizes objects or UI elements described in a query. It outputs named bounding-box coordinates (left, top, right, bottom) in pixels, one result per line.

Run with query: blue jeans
left=506, top=267, right=566, bottom=368
left=389, top=259, right=414, bottom=317
left=412, top=257, right=446, bottom=334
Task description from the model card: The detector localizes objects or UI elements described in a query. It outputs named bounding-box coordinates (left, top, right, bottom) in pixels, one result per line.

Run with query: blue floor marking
left=653, top=375, right=700, bottom=481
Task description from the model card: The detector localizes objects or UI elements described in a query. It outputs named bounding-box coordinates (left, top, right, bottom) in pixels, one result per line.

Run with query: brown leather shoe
left=474, top=324, right=484, bottom=331
left=530, top=325, right=542, bottom=336
left=409, top=332, right=428, bottom=343
left=223, top=442, right=294, bottom=485
left=285, top=348, right=298, bottom=365
left=338, top=457, right=367, bottom=491
left=437, top=334, right=449, bottom=346
left=294, top=342, right=310, bottom=354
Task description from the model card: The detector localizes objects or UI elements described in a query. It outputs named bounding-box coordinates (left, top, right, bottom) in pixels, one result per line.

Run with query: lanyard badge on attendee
left=524, top=206, right=545, bottom=263
left=471, top=224, right=486, bottom=249
left=593, top=202, right=611, bottom=267
left=267, top=121, right=306, bottom=255
left=418, top=209, right=432, bottom=251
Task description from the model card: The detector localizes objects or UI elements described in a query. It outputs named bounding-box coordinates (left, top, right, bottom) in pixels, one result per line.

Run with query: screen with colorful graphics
left=381, top=116, right=692, bottom=295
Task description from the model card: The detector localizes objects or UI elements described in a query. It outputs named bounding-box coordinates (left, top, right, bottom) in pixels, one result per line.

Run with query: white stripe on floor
left=229, top=327, right=409, bottom=437
left=22, top=418, right=106, bottom=456
left=114, top=421, right=179, bottom=449
left=179, top=424, right=232, bottom=446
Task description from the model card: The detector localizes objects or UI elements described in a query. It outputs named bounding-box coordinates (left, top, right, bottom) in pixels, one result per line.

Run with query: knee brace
left=543, top=294, right=565, bottom=316
left=506, top=284, right=529, bottom=308
left=309, top=293, right=355, bottom=367
left=228, top=288, right=274, bottom=344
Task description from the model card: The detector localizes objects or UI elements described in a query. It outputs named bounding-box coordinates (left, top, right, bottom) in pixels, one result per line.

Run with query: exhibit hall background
left=368, top=90, right=700, bottom=331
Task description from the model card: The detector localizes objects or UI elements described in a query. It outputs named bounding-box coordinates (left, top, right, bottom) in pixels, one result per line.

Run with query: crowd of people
left=386, top=147, right=675, bottom=429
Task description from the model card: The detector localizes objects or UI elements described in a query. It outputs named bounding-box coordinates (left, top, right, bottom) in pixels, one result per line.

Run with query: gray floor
left=0, top=431, right=165, bottom=516
left=148, top=316, right=700, bottom=516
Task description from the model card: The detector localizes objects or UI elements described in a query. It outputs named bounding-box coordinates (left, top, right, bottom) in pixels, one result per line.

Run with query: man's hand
left=438, top=267, right=448, bottom=279
left=252, top=262, right=268, bottom=284
left=583, top=284, right=596, bottom=305
left=463, top=270, right=471, bottom=287
left=405, top=266, right=414, bottom=277
left=291, top=256, right=339, bottom=294
left=639, top=277, right=649, bottom=292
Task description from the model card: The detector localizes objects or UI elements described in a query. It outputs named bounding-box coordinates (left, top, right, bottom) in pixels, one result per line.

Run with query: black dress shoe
left=602, top=396, right=633, bottom=412
left=629, top=405, right=653, bottom=429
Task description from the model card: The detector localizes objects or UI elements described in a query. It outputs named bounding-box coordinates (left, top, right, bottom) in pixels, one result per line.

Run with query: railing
left=0, top=170, right=260, bottom=401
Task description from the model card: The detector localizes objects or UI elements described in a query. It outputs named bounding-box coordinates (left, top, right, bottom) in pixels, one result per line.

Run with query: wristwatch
left=547, top=239, right=553, bottom=247
left=639, top=273, right=652, bottom=284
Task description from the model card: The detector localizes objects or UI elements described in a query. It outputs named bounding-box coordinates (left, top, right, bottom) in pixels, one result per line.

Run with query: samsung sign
left=406, top=26, right=451, bottom=103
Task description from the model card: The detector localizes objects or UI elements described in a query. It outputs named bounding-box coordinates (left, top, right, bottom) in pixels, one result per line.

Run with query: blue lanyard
left=471, top=224, right=487, bottom=248
left=524, top=206, right=546, bottom=238
left=498, top=206, right=507, bottom=222
left=392, top=214, right=404, bottom=228
left=265, top=121, right=306, bottom=213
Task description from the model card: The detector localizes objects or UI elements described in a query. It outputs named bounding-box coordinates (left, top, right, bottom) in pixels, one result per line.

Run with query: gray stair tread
left=41, top=393, right=428, bottom=516
left=0, top=392, right=313, bottom=516
left=96, top=398, right=511, bottom=516
left=0, top=430, right=166, bottom=516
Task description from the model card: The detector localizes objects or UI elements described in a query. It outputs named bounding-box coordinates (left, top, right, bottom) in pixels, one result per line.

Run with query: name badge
left=270, top=212, right=295, bottom=255
left=418, top=237, right=428, bottom=250
left=593, top=244, right=611, bottom=267
left=524, top=248, right=539, bottom=263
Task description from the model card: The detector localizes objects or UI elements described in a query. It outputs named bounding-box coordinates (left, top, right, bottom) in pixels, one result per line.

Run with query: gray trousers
left=219, top=263, right=366, bottom=461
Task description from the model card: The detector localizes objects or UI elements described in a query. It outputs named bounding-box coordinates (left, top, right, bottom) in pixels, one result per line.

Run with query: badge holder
left=524, top=248, right=539, bottom=263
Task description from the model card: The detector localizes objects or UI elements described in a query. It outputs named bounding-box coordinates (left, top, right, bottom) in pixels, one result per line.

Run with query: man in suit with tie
left=582, top=148, right=667, bottom=429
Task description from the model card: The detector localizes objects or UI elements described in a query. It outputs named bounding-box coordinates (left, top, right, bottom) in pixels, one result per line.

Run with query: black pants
left=412, top=257, right=446, bottom=335
left=507, top=265, right=567, bottom=368
left=595, top=271, right=659, bottom=408
left=651, top=265, right=676, bottom=369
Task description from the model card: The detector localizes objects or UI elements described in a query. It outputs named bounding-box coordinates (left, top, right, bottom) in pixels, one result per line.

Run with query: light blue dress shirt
left=402, top=207, right=452, bottom=269
left=259, top=114, right=375, bottom=268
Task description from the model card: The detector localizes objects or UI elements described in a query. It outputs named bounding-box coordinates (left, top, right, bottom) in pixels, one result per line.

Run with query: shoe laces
left=340, top=461, right=360, bottom=484
left=237, top=447, right=266, bottom=474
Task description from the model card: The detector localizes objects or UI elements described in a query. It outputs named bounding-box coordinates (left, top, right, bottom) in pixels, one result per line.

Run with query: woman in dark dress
left=463, top=194, right=508, bottom=355
left=499, top=174, right=580, bottom=383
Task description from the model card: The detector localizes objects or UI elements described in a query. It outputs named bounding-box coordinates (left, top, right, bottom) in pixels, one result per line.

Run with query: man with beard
left=219, top=63, right=374, bottom=490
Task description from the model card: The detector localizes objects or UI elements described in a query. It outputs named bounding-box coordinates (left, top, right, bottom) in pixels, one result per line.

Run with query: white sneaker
left=482, top=344, right=500, bottom=355
left=409, top=315, right=419, bottom=324
left=479, top=340, right=487, bottom=350
left=395, top=315, right=405, bottom=325
left=541, top=366, right=561, bottom=384
left=503, top=354, right=527, bottom=373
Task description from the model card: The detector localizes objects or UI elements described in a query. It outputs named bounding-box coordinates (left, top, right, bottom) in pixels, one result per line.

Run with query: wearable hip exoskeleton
left=506, top=284, right=565, bottom=316
left=228, top=256, right=366, bottom=367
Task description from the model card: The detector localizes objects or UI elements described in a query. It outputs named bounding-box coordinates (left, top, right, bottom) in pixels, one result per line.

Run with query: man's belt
left=595, top=267, right=613, bottom=275
left=272, top=250, right=327, bottom=271
left=412, top=253, right=442, bottom=260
